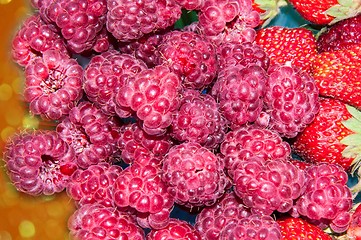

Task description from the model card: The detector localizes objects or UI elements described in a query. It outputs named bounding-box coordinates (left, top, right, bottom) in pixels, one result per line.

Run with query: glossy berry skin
left=277, top=217, right=332, bottom=240
left=106, top=0, right=181, bottom=42
left=162, top=142, right=229, bottom=208
left=83, top=50, right=147, bottom=117
left=11, top=14, right=68, bottom=67
left=233, top=157, right=306, bottom=215
left=56, top=101, right=121, bottom=169
left=294, top=163, right=352, bottom=233
left=68, top=203, right=145, bottom=240
left=317, top=14, right=361, bottom=53
left=116, top=65, right=182, bottom=136
left=170, top=89, right=228, bottom=149
left=156, top=30, right=218, bottom=90
left=219, top=214, right=282, bottom=239
left=67, top=162, right=122, bottom=208
left=292, top=98, right=355, bottom=170
left=312, top=46, right=361, bottom=110
left=255, top=26, right=318, bottom=73
left=195, top=191, right=251, bottom=239
left=263, top=64, right=320, bottom=138
left=23, top=49, right=83, bottom=120
left=3, top=130, right=77, bottom=196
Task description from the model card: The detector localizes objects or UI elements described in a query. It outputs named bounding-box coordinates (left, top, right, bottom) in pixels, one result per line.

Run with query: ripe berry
left=147, top=218, right=202, bottom=239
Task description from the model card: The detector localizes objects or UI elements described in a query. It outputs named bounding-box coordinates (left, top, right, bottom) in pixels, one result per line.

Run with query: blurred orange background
left=0, top=0, right=75, bottom=239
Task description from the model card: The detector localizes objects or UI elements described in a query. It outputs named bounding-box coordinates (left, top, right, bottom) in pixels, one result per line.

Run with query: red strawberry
left=255, top=26, right=318, bottom=73
left=347, top=203, right=361, bottom=239
left=287, top=0, right=361, bottom=25
left=311, top=45, right=361, bottom=109
left=292, top=97, right=361, bottom=172
left=277, top=217, right=332, bottom=239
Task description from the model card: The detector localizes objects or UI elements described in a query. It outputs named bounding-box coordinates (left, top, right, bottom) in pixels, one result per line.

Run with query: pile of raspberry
left=2, top=0, right=354, bottom=239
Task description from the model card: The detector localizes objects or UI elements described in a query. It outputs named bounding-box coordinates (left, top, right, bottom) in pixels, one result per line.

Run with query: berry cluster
left=3, top=0, right=361, bottom=239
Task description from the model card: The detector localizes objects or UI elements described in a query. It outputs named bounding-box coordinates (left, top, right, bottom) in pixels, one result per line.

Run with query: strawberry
left=347, top=203, right=361, bottom=239
left=311, top=45, right=361, bottom=109
left=292, top=97, right=361, bottom=172
left=287, top=0, right=361, bottom=25
left=252, top=0, right=288, bottom=27
left=255, top=26, right=318, bottom=73
left=277, top=217, right=332, bottom=239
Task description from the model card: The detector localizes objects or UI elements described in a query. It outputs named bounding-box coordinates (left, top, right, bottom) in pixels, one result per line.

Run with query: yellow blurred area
left=0, top=1, right=75, bottom=239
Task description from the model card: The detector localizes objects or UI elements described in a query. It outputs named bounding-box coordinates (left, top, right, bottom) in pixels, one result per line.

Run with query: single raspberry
left=106, top=0, right=182, bottom=42
left=170, top=89, right=228, bottom=149
left=195, top=191, right=252, bottom=239
left=211, top=65, right=268, bottom=129
left=156, top=30, right=218, bottom=90
left=220, top=125, right=291, bottom=175
left=293, top=163, right=352, bottom=233
left=217, top=42, right=270, bottom=71
left=68, top=203, right=145, bottom=240
left=67, top=162, right=122, bottom=208
left=3, top=130, right=77, bottom=196
left=263, top=64, right=320, bottom=138
left=147, top=218, right=202, bottom=239
left=219, top=214, right=281, bottom=239
left=83, top=50, right=147, bottom=117
left=38, top=0, right=108, bottom=53
left=11, top=14, right=68, bottom=67
left=162, top=142, right=229, bottom=208
left=116, top=65, right=182, bottom=136
left=56, top=101, right=121, bottom=169
left=232, top=157, right=306, bottom=215
left=117, top=122, right=173, bottom=164
left=23, top=49, right=83, bottom=120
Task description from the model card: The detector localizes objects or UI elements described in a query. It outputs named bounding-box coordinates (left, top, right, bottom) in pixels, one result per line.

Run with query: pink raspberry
left=106, top=0, right=181, bottom=42
left=68, top=203, right=145, bottom=239
left=11, top=14, right=68, bottom=67
left=38, top=0, right=108, bottom=53
left=23, top=49, right=83, bottom=120
left=162, top=142, right=229, bottom=208
left=156, top=30, right=218, bottom=90
left=83, top=50, right=147, bottom=117
left=116, top=65, right=182, bottom=136
left=195, top=191, right=251, bottom=239
left=147, top=218, right=202, bottom=239
left=211, top=65, right=268, bottom=129
left=174, top=0, right=204, bottom=10
left=293, top=163, right=352, bottom=233
left=56, top=101, right=121, bottom=169
left=3, top=130, right=77, bottom=196
left=117, top=122, right=173, bottom=164
left=67, top=162, right=122, bottom=208
left=170, top=89, right=228, bottom=149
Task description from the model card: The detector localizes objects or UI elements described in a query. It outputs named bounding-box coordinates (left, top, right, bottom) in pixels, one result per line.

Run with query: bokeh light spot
left=22, top=114, right=39, bottom=129
left=0, top=84, right=13, bottom=101
left=0, top=0, right=12, bottom=5
left=1, top=126, right=15, bottom=143
left=18, top=220, right=36, bottom=238
left=0, top=230, right=12, bottom=240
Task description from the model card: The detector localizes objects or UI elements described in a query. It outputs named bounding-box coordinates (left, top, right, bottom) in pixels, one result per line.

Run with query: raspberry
left=67, top=162, right=122, bottom=208
left=162, top=142, right=229, bottom=208
left=11, top=14, right=68, bottom=67
left=117, top=122, right=173, bottom=164
left=219, top=214, right=281, bottom=239
left=83, top=50, right=147, bottom=117
left=38, top=0, right=108, bottom=53
left=3, top=130, right=77, bottom=196
left=147, top=218, right=202, bottom=239
left=263, top=64, right=320, bottom=138
left=170, top=89, right=228, bottom=149
left=195, top=191, right=252, bottom=239
left=116, top=65, right=182, bottom=136
left=23, top=49, right=83, bottom=120
left=220, top=125, right=291, bottom=175
left=174, top=0, right=204, bottom=10
left=232, top=157, right=306, bottom=215
left=68, top=203, right=145, bottom=239
left=156, top=30, right=218, bottom=90
left=56, top=101, right=121, bottom=169
left=106, top=0, right=181, bottom=42
left=293, top=163, right=352, bottom=233
left=211, top=65, right=268, bottom=129
left=217, top=42, right=270, bottom=71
